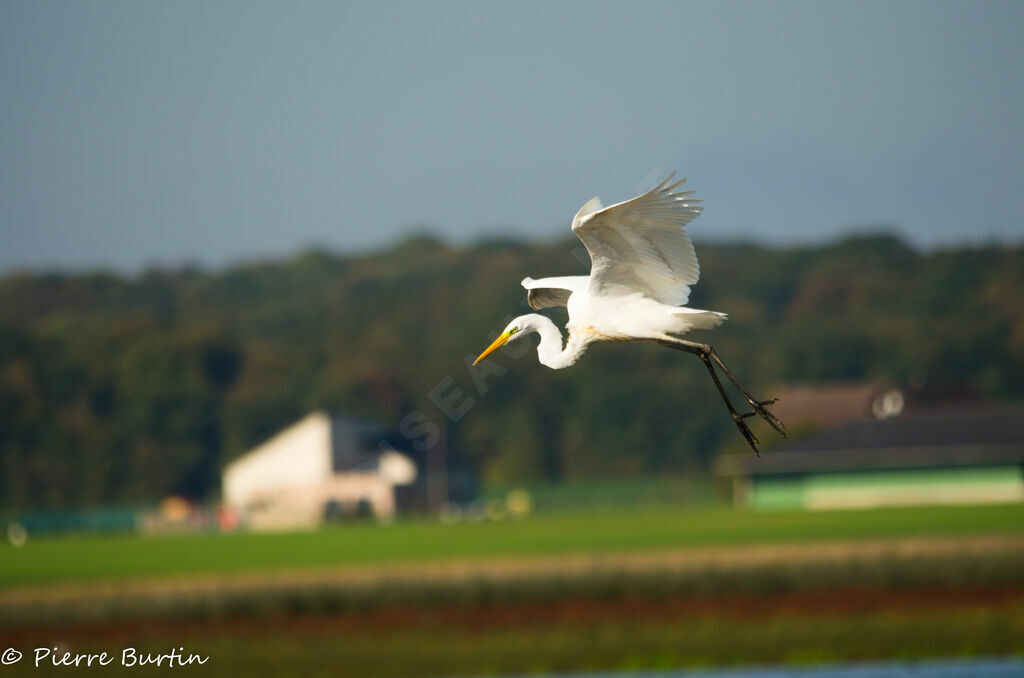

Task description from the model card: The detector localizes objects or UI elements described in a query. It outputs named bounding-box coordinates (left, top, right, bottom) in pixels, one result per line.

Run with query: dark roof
left=767, top=382, right=881, bottom=430
left=716, top=404, right=1024, bottom=475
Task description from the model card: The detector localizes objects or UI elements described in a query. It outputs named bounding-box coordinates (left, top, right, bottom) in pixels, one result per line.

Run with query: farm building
left=715, top=394, right=1024, bottom=511
left=763, top=381, right=906, bottom=432
left=222, top=412, right=436, bottom=530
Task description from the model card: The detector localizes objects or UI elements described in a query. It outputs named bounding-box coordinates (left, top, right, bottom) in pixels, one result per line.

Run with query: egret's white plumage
left=571, top=174, right=700, bottom=306
left=474, top=174, right=784, bottom=453
left=504, top=175, right=725, bottom=357
left=521, top=275, right=587, bottom=311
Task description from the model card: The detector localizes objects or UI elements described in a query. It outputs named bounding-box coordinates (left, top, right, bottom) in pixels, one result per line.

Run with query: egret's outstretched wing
left=571, top=174, right=702, bottom=306
left=521, top=275, right=589, bottom=310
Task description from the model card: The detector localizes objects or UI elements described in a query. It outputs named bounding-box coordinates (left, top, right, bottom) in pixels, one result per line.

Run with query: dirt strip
left=3, top=534, right=1022, bottom=611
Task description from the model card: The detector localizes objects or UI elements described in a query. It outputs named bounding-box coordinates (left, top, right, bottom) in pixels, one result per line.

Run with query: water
left=545, top=658, right=1024, bottom=678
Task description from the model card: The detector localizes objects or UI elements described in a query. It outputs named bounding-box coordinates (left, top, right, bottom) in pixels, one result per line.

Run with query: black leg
left=654, top=338, right=785, bottom=455
left=705, top=346, right=786, bottom=435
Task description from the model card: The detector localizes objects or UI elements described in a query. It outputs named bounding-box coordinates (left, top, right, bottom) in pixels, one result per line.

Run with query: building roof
left=767, top=382, right=883, bottom=430
left=716, top=403, right=1024, bottom=476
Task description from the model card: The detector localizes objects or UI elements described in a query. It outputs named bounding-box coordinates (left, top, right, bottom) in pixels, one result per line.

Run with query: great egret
left=473, top=174, right=785, bottom=454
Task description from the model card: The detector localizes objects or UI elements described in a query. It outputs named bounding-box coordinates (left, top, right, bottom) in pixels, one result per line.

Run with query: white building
left=222, top=412, right=419, bottom=531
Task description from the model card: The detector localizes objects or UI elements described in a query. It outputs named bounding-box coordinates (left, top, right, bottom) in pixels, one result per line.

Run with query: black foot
left=731, top=411, right=762, bottom=456
left=739, top=398, right=786, bottom=437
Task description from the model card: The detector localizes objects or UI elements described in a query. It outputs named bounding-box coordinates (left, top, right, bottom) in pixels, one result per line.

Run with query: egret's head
left=473, top=317, right=530, bottom=365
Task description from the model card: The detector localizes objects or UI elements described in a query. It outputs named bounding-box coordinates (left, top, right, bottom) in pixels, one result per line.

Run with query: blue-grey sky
left=2, top=1, right=1022, bottom=272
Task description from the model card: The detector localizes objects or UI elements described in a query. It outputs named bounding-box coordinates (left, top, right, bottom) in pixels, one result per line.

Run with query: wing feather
left=571, top=173, right=702, bottom=306
left=521, top=275, right=588, bottom=310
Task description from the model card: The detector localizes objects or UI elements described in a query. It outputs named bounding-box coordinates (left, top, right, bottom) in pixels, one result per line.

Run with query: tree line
left=1, top=232, right=1022, bottom=510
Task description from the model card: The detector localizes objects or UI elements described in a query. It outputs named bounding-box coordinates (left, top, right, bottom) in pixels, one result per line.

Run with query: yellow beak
left=473, top=330, right=512, bottom=366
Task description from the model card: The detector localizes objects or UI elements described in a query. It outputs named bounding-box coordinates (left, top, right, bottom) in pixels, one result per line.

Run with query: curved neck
left=526, top=314, right=588, bottom=369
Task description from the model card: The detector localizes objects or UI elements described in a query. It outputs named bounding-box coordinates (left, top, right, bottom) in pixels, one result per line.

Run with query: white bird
left=473, top=174, right=785, bottom=454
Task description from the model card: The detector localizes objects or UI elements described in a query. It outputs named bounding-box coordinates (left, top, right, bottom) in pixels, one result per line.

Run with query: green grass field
left=3, top=503, right=1022, bottom=588
left=3, top=503, right=1023, bottom=678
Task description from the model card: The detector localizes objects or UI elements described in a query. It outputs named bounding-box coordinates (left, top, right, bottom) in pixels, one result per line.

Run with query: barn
left=715, top=399, right=1024, bottom=511
left=222, top=412, right=428, bottom=530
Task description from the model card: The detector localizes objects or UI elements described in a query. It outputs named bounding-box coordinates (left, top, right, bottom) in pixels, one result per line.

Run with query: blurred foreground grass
left=2, top=503, right=1023, bottom=677
left=3, top=545, right=1023, bottom=678
left=5, top=601, right=1023, bottom=678
left=3, top=503, right=1022, bottom=588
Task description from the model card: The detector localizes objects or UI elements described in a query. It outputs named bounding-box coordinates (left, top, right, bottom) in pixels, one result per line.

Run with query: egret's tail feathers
left=672, top=308, right=727, bottom=331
